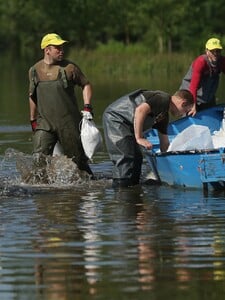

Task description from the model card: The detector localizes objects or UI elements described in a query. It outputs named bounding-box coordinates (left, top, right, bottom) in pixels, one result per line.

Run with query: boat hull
left=145, top=150, right=225, bottom=190
left=144, top=104, right=225, bottom=190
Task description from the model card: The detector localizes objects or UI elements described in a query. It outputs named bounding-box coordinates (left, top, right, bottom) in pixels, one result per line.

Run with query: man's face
left=181, top=104, right=194, bottom=116
left=207, top=48, right=222, bottom=63
left=172, top=101, right=193, bottom=118
left=47, top=45, right=64, bottom=61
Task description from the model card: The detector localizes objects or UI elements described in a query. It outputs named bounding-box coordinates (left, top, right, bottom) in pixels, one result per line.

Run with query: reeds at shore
left=69, top=42, right=194, bottom=79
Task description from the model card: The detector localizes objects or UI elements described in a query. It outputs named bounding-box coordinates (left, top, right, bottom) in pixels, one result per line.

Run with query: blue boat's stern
left=199, top=151, right=225, bottom=184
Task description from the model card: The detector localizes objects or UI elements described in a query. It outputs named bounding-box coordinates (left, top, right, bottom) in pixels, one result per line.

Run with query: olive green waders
left=32, top=67, right=93, bottom=175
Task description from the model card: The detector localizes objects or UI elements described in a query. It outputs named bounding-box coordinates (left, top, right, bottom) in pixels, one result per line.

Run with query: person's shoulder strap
left=59, top=66, right=68, bottom=88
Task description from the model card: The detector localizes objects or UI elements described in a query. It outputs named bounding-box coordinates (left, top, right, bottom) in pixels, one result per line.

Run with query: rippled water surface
left=1, top=132, right=225, bottom=299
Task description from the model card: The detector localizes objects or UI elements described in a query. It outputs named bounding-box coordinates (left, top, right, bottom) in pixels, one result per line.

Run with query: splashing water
left=0, top=148, right=94, bottom=187
left=16, top=152, right=92, bottom=185
left=0, top=148, right=112, bottom=197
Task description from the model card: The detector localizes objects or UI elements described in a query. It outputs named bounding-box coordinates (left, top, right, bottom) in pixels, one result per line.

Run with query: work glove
left=81, top=104, right=93, bottom=120
left=30, top=119, right=37, bottom=131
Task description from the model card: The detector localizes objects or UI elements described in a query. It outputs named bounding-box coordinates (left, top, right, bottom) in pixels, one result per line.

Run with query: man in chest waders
left=103, top=89, right=194, bottom=188
left=29, top=33, right=93, bottom=178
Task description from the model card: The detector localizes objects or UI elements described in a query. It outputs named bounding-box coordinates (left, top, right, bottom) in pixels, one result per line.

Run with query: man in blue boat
left=28, top=33, right=94, bottom=177
left=180, top=37, right=225, bottom=116
left=103, top=89, right=194, bottom=188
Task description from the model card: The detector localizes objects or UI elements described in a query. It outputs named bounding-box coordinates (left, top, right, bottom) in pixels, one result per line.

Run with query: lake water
left=1, top=61, right=225, bottom=299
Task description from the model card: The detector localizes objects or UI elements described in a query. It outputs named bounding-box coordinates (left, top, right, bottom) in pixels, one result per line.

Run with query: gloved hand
left=81, top=110, right=93, bottom=120
left=30, top=119, right=37, bottom=131
left=83, top=104, right=93, bottom=112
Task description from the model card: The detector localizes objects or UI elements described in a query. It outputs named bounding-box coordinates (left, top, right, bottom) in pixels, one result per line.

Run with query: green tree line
left=0, top=0, right=224, bottom=58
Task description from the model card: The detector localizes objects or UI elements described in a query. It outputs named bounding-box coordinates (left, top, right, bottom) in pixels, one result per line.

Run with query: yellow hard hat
left=205, top=38, right=223, bottom=50
left=41, top=33, right=68, bottom=49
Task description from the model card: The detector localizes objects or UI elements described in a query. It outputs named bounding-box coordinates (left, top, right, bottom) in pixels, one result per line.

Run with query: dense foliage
left=0, top=0, right=224, bottom=58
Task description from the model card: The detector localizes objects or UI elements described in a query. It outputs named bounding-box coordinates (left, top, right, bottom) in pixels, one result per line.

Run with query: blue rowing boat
left=144, top=104, right=225, bottom=191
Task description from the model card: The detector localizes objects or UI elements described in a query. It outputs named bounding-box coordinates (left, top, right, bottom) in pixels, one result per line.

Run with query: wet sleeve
left=72, top=64, right=90, bottom=88
left=145, top=92, right=170, bottom=115
left=145, top=92, right=170, bottom=134
left=28, top=67, right=37, bottom=102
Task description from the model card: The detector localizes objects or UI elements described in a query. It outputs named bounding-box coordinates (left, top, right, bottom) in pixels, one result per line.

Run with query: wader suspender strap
left=59, top=67, right=68, bottom=88
left=30, top=66, right=39, bottom=90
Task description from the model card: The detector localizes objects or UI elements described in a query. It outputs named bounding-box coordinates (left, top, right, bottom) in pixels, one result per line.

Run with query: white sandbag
left=212, top=128, right=225, bottom=148
left=167, top=124, right=214, bottom=152
left=53, top=141, right=64, bottom=156
left=80, top=118, right=103, bottom=160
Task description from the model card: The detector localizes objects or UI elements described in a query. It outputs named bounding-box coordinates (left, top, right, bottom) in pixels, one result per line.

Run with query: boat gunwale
left=146, top=148, right=225, bottom=157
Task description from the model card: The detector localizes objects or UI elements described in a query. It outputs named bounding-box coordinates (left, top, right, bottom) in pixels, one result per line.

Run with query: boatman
left=180, top=37, right=225, bottom=116
left=28, top=33, right=94, bottom=177
left=103, top=89, right=194, bottom=188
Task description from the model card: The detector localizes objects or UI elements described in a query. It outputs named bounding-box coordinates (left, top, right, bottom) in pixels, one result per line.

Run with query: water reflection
left=32, top=192, right=85, bottom=299
left=79, top=192, right=104, bottom=295
left=1, top=170, right=225, bottom=298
